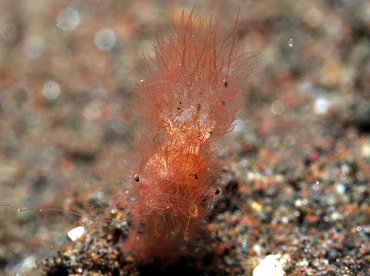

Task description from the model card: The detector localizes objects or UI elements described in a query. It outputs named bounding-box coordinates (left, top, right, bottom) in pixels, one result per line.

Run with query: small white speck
left=335, top=183, right=345, bottom=194
left=67, top=226, right=85, bottom=241
left=330, top=211, right=343, bottom=222
left=288, top=38, right=293, bottom=47
left=295, top=199, right=302, bottom=207
left=314, top=97, right=330, bottom=114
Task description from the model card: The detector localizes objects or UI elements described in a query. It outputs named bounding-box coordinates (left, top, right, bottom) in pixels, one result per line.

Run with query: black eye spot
left=215, top=187, right=222, bottom=195
left=223, top=79, right=228, bottom=88
left=189, top=173, right=199, bottom=180
left=221, top=100, right=226, bottom=105
left=134, top=174, right=140, bottom=182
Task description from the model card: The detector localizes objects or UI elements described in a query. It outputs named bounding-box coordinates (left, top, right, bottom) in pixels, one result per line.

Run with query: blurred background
left=1, top=0, right=370, bottom=275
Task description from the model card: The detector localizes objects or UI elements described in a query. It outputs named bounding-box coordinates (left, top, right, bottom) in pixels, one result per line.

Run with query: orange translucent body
left=124, top=11, right=253, bottom=265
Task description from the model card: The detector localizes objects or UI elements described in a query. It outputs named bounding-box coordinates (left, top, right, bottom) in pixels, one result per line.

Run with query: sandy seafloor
left=1, top=0, right=370, bottom=275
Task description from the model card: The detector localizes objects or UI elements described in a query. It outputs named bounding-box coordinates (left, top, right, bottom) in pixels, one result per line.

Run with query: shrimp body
left=125, top=11, right=253, bottom=265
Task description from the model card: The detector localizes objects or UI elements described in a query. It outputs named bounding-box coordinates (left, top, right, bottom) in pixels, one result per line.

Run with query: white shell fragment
left=67, top=226, right=85, bottom=241
left=253, top=254, right=286, bottom=276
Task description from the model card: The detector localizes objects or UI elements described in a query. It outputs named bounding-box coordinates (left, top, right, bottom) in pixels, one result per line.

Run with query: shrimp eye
left=215, top=187, right=222, bottom=195
left=223, top=79, right=228, bottom=88
left=134, top=174, right=140, bottom=182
